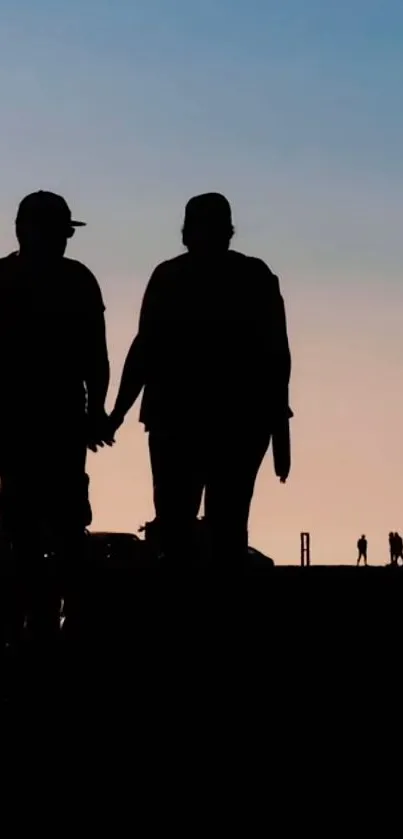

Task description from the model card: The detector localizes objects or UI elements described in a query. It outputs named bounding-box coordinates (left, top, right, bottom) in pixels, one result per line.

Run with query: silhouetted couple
left=389, top=532, right=403, bottom=566
left=0, top=190, right=291, bottom=620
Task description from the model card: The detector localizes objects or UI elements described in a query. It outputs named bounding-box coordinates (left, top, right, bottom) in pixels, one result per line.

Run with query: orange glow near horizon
left=87, top=278, right=403, bottom=567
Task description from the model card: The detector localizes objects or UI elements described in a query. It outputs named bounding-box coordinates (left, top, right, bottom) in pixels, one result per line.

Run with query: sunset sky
left=0, top=0, right=402, bottom=564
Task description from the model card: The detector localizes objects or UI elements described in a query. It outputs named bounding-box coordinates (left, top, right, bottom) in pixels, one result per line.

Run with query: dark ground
left=2, top=559, right=400, bottom=710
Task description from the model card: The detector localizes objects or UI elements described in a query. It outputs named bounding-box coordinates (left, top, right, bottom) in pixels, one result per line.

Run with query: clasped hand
left=87, top=409, right=124, bottom=453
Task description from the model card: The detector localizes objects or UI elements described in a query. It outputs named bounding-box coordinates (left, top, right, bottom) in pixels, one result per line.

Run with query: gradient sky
left=1, top=0, right=402, bottom=564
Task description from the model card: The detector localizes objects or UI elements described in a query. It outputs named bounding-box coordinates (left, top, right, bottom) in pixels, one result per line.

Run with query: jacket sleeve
left=272, top=279, right=291, bottom=388
left=253, top=258, right=291, bottom=397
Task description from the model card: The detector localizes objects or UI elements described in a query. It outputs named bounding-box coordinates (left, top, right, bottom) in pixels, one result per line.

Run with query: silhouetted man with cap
left=108, top=193, right=291, bottom=568
left=0, top=191, right=110, bottom=636
left=357, top=535, right=368, bottom=566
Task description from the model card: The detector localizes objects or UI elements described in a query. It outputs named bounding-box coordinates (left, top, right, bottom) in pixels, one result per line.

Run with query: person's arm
left=254, top=260, right=292, bottom=481
left=79, top=265, right=110, bottom=446
left=277, top=293, right=291, bottom=388
left=84, top=306, right=110, bottom=418
left=110, top=264, right=165, bottom=429
left=268, top=271, right=291, bottom=392
left=110, top=333, right=145, bottom=428
left=255, top=260, right=291, bottom=408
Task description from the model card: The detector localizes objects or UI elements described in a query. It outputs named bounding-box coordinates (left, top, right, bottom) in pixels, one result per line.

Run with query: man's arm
left=110, top=264, right=165, bottom=428
left=254, top=260, right=292, bottom=481
left=110, top=333, right=145, bottom=427
left=273, top=286, right=291, bottom=392
left=254, top=259, right=291, bottom=399
left=84, top=306, right=110, bottom=418
left=78, top=265, right=110, bottom=446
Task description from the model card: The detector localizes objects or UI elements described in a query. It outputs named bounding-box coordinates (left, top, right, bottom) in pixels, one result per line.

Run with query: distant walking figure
left=394, top=532, right=403, bottom=565
left=0, top=191, right=110, bottom=634
left=108, top=193, right=291, bottom=567
left=357, top=535, right=368, bottom=566
left=389, top=532, right=396, bottom=565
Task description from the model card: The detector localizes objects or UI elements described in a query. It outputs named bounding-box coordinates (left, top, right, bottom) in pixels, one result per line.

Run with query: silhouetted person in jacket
left=0, top=191, right=110, bottom=636
left=108, top=193, right=291, bottom=567
left=357, top=535, right=368, bottom=566
left=389, top=532, right=396, bottom=565
left=395, top=532, right=403, bottom=565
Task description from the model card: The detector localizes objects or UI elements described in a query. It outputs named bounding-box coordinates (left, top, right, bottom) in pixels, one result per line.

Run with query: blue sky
left=1, top=0, right=402, bottom=284
left=0, top=1, right=402, bottom=560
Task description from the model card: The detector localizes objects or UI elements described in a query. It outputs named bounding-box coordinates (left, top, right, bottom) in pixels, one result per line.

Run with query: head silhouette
left=15, top=191, right=86, bottom=260
left=182, top=193, right=234, bottom=256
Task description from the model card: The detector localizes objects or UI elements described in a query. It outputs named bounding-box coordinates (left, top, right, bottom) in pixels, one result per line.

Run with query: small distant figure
left=388, top=532, right=402, bottom=566
left=389, top=532, right=396, bottom=565
left=357, top=535, right=368, bottom=566
left=395, top=532, right=403, bottom=565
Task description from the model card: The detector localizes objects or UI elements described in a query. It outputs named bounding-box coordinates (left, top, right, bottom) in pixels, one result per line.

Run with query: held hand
left=272, top=408, right=292, bottom=483
left=108, top=409, right=125, bottom=437
left=276, top=461, right=290, bottom=483
left=273, top=442, right=291, bottom=483
left=87, top=409, right=115, bottom=453
left=87, top=410, right=125, bottom=451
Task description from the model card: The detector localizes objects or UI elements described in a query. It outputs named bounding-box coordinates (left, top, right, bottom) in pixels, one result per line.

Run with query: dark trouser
left=148, top=425, right=271, bottom=567
left=0, top=425, right=91, bottom=640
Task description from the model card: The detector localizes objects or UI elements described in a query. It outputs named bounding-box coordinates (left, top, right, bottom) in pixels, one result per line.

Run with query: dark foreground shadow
left=1, top=530, right=401, bottom=710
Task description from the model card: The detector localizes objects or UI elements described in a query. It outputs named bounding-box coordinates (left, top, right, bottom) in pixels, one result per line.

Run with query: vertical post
left=300, top=532, right=311, bottom=567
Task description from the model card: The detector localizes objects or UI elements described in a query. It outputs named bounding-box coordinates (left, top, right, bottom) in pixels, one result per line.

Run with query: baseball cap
left=16, top=191, right=86, bottom=228
left=183, top=193, right=233, bottom=227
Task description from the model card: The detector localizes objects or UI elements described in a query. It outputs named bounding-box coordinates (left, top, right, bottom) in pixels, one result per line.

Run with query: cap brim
left=71, top=220, right=86, bottom=227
